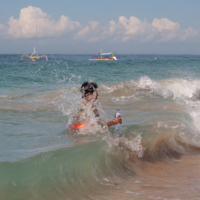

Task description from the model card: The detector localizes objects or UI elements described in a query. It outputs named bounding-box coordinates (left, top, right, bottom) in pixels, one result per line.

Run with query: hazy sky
left=1, top=0, right=200, bottom=54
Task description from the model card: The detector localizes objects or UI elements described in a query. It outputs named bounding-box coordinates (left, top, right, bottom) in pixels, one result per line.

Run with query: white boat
left=89, top=49, right=120, bottom=61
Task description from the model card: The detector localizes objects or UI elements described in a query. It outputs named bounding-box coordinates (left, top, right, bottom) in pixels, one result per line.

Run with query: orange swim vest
left=70, top=123, right=87, bottom=130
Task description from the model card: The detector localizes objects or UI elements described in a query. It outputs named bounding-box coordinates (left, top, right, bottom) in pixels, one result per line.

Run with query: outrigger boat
left=21, top=47, right=48, bottom=61
left=89, top=49, right=120, bottom=61
left=21, top=26, right=48, bottom=61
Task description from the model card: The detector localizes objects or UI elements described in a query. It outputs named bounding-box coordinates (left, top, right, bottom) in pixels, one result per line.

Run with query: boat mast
left=34, top=26, right=37, bottom=54
left=32, top=26, right=37, bottom=56
left=101, top=48, right=102, bottom=59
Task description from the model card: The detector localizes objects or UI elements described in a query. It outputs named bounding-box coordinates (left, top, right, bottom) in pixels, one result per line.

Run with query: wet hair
left=80, top=81, right=98, bottom=98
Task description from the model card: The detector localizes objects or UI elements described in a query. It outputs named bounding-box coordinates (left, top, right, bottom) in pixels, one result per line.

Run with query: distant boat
left=21, top=47, right=48, bottom=61
left=21, top=26, right=48, bottom=61
left=89, top=48, right=120, bottom=61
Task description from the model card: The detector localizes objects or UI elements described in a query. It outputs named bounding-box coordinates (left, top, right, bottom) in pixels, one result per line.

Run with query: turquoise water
left=1, top=54, right=200, bottom=199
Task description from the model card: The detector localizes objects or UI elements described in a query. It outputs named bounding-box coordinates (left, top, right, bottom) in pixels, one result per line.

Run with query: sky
left=1, top=0, right=200, bottom=54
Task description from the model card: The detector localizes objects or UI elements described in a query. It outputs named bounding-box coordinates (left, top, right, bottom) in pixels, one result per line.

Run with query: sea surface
left=1, top=54, right=200, bottom=199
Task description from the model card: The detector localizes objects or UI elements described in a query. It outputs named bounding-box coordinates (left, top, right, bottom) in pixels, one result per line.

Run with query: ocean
left=1, top=54, right=200, bottom=199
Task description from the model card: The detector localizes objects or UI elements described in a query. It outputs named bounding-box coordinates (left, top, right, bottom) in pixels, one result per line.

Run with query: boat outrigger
left=21, top=47, right=48, bottom=61
left=89, top=49, right=120, bottom=61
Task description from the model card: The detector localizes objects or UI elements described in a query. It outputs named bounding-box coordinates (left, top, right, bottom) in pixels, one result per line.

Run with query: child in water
left=68, top=81, right=122, bottom=134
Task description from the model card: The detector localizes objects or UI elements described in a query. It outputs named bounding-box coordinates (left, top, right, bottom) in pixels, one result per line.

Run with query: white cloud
left=180, top=27, right=198, bottom=40
left=77, top=26, right=90, bottom=37
left=0, top=6, right=198, bottom=43
left=7, top=6, right=81, bottom=38
left=108, top=16, right=198, bottom=42
left=88, top=21, right=100, bottom=30
left=108, top=16, right=153, bottom=41
left=152, top=18, right=180, bottom=32
left=76, top=21, right=106, bottom=42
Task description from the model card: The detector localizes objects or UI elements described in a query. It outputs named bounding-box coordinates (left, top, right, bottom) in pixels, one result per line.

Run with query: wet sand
left=98, top=155, right=200, bottom=200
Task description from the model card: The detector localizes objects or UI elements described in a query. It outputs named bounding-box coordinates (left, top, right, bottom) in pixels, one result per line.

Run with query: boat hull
left=89, top=58, right=116, bottom=61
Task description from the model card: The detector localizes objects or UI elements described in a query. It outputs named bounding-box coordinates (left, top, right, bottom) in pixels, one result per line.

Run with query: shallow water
left=1, top=54, right=200, bottom=199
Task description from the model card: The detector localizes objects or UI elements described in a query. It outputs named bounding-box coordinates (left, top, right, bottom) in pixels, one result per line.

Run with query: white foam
left=113, top=134, right=145, bottom=158
left=138, top=76, right=172, bottom=98
left=101, top=83, right=124, bottom=94
left=137, top=76, right=200, bottom=133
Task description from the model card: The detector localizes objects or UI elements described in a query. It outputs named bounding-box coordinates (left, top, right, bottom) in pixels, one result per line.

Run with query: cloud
left=108, top=16, right=153, bottom=41
left=0, top=6, right=198, bottom=43
left=108, top=16, right=198, bottom=42
left=7, top=6, right=81, bottom=38
left=180, top=27, right=198, bottom=41
left=152, top=18, right=180, bottom=32
left=76, top=21, right=107, bottom=42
